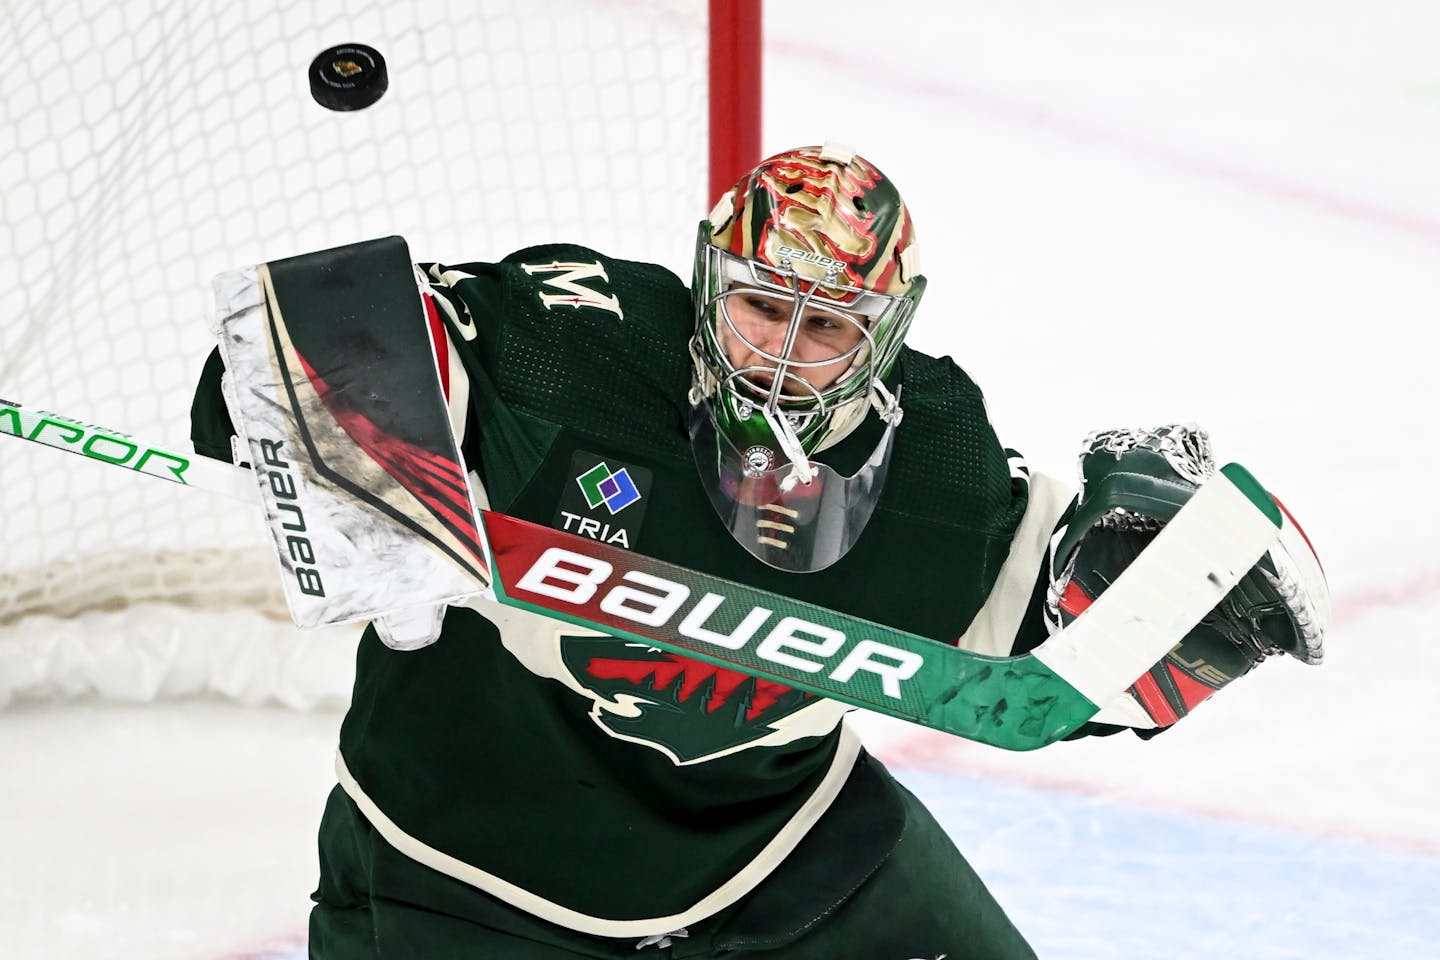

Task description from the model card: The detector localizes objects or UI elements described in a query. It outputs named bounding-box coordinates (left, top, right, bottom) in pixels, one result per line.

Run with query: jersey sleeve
left=413, top=259, right=545, bottom=513
left=189, top=346, right=239, bottom=463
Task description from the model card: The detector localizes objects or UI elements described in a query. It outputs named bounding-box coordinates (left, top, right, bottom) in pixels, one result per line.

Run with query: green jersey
left=192, top=243, right=1048, bottom=937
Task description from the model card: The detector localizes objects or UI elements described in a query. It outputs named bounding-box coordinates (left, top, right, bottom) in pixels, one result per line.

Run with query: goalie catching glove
left=1048, top=425, right=1327, bottom=733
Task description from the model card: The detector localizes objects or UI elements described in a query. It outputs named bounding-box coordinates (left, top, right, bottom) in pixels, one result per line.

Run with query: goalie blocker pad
left=213, top=236, right=488, bottom=630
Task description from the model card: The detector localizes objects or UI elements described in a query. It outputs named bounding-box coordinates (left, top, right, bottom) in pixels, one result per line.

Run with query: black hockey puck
left=309, top=44, right=388, bottom=111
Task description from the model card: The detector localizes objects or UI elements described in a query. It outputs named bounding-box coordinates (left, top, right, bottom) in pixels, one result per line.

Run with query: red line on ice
left=872, top=731, right=1440, bottom=859
left=1333, top=568, right=1440, bottom=624
left=769, top=39, right=1440, bottom=249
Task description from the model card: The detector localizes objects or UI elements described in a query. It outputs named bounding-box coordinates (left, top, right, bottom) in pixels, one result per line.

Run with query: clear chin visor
left=688, top=400, right=898, bottom=573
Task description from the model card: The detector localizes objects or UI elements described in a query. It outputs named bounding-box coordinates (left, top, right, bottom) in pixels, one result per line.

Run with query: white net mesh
left=0, top=0, right=710, bottom=707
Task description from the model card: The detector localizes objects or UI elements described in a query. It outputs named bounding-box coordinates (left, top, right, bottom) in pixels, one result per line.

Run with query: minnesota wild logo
left=558, top=633, right=823, bottom=764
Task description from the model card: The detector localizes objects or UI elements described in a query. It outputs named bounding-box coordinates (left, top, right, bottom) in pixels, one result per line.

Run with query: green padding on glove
left=1050, top=425, right=1307, bottom=729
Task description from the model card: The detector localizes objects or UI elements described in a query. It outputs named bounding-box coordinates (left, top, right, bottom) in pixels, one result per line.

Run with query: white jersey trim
left=953, top=470, right=1073, bottom=655
left=334, top=723, right=863, bottom=938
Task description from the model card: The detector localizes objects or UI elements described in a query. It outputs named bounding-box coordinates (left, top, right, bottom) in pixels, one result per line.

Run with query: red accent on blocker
left=294, top=352, right=482, bottom=558
left=1272, top=494, right=1324, bottom=573
left=1129, top=670, right=1180, bottom=727
left=422, top=292, right=450, bottom=400
left=1057, top=580, right=1094, bottom=618
left=1166, top=661, right=1220, bottom=712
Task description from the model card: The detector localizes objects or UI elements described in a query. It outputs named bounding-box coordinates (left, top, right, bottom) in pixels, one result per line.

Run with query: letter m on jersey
left=520, top=260, right=624, bottom=320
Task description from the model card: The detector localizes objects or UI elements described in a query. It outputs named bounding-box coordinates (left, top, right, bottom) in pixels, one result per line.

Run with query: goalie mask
left=689, top=143, right=925, bottom=572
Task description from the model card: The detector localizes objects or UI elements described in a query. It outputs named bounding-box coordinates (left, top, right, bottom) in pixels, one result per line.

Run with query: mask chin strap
left=869, top=379, right=903, bottom=427
left=757, top=269, right=826, bottom=489
left=761, top=379, right=904, bottom=494
left=762, top=405, right=816, bottom=489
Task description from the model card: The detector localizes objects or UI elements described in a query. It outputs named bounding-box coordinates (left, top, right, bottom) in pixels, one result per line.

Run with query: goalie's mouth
left=730, top=368, right=827, bottom=406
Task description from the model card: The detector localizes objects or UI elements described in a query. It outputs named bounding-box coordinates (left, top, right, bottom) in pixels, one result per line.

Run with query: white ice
left=3, top=0, right=1438, bottom=957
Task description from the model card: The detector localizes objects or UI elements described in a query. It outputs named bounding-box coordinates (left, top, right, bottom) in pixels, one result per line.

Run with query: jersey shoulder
left=885, top=347, right=1026, bottom=534
left=423, top=243, right=694, bottom=451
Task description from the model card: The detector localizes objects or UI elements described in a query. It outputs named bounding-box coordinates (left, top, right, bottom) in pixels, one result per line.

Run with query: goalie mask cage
left=0, top=0, right=762, bottom=709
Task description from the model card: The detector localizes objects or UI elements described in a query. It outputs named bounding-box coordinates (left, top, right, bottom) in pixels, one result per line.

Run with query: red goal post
left=0, top=0, right=764, bottom=709
left=710, top=0, right=764, bottom=203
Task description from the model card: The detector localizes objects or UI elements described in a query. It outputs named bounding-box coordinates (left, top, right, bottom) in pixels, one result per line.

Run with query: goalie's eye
left=741, top=294, right=785, bottom=319
left=804, top=313, right=851, bottom=334
left=800, top=313, right=863, bottom=353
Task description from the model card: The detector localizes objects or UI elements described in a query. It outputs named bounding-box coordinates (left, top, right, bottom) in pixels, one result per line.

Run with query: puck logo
left=329, top=58, right=366, bottom=79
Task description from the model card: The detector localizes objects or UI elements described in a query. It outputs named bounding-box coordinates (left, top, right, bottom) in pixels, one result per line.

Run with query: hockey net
left=0, top=0, right=756, bottom=709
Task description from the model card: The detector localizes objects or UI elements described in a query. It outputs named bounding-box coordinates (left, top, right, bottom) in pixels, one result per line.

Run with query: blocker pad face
left=213, top=235, right=488, bottom=628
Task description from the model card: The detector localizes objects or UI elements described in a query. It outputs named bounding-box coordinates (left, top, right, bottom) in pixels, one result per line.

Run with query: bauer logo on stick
left=309, top=43, right=388, bottom=111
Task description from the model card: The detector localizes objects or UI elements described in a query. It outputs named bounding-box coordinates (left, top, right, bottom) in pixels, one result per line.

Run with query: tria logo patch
left=576, top=462, right=642, bottom=515
left=553, top=451, right=652, bottom=550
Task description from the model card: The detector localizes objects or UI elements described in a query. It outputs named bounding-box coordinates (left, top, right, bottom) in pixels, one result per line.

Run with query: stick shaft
left=0, top=397, right=256, bottom=502
left=2, top=395, right=1281, bottom=749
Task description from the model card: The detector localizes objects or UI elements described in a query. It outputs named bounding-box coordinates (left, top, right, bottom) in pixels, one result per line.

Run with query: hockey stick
left=0, top=396, right=1283, bottom=749
left=0, top=399, right=257, bottom=502
left=480, top=468, right=1279, bottom=750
